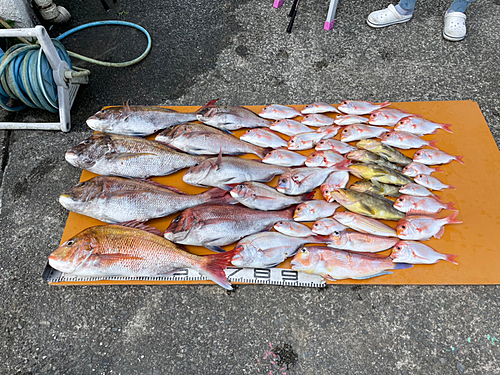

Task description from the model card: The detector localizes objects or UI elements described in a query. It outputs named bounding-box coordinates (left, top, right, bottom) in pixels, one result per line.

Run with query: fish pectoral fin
left=352, top=271, right=392, bottom=280
left=205, top=245, right=226, bottom=253
left=105, top=152, right=157, bottom=161
left=263, top=247, right=284, bottom=257
left=323, top=274, right=337, bottom=281
left=97, top=253, right=145, bottom=261
left=360, top=203, right=376, bottom=215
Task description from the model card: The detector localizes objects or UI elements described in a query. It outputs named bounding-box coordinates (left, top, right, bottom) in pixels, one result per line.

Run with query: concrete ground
left=1, top=0, right=500, bottom=373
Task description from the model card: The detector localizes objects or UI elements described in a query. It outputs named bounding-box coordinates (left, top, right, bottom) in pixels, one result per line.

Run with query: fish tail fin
left=199, top=248, right=240, bottom=290
left=444, top=253, right=459, bottom=265
left=448, top=185, right=457, bottom=190
left=311, top=235, right=329, bottom=243
left=196, top=99, right=218, bottom=114
left=283, top=206, right=297, bottom=219
left=445, top=211, right=462, bottom=225
left=202, top=188, right=236, bottom=204
left=428, top=140, right=439, bottom=149
left=392, top=263, right=413, bottom=270
left=335, top=159, right=351, bottom=171
left=434, top=166, right=443, bottom=173
left=455, top=155, right=465, bottom=165
left=301, top=191, right=316, bottom=201
left=256, top=147, right=274, bottom=159
left=440, top=123, right=453, bottom=133
left=445, top=201, right=458, bottom=211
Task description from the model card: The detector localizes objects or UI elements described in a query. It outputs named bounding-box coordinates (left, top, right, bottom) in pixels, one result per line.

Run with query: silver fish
left=229, top=181, right=314, bottom=211
left=262, top=149, right=307, bottom=167
left=276, top=167, right=335, bottom=195
left=164, top=204, right=295, bottom=252
left=59, top=176, right=232, bottom=223
left=85, top=100, right=215, bottom=136
left=301, top=102, right=341, bottom=114
left=156, top=124, right=270, bottom=158
left=231, top=232, right=328, bottom=268
left=65, top=134, right=206, bottom=178
left=197, top=106, right=272, bottom=130
left=183, top=155, right=288, bottom=190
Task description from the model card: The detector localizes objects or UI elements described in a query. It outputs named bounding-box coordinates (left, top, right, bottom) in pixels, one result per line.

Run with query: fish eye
left=66, top=240, right=74, bottom=246
left=325, top=190, right=329, bottom=194
left=398, top=198, right=403, bottom=201
left=301, top=248, right=307, bottom=253
left=333, top=231, right=340, bottom=236
left=79, top=181, right=88, bottom=187
left=341, top=101, right=347, bottom=105
left=296, top=207, right=301, bottom=211
left=396, top=246, right=401, bottom=250
left=83, top=140, right=91, bottom=144
left=281, top=179, right=286, bottom=183
left=172, top=216, right=181, bottom=223
left=416, top=152, right=421, bottom=156
left=401, top=225, right=406, bottom=229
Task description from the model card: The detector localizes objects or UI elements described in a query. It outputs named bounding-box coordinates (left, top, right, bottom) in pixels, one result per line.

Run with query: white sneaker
left=443, top=11, right=467, bottom=41
left=367, top=4, right=413, bottom=28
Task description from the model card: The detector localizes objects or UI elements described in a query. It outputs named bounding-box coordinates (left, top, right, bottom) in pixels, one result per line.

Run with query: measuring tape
left=43, top=265, right=326, bottom=288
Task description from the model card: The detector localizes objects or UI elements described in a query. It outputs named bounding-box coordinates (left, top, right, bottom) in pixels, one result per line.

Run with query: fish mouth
left=86, top=118, right=104, bottom=131
left=64, top=150, right=79, bottom=165
left=290, top=260, right=303, bottom=269
left=48, top=254, right=76, bottom=273
left=59, top=194, right=76, bottom=209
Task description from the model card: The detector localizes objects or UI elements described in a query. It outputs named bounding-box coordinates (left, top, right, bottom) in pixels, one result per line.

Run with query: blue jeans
left=398, top=0, right=475, bottom=12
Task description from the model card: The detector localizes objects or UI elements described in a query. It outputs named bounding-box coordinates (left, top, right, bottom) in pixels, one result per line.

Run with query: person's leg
left=443, top=0, right=475, bottom=41
left=448, top=0, right=475, bottom=13
left=367, top=1, right=416, bottom=28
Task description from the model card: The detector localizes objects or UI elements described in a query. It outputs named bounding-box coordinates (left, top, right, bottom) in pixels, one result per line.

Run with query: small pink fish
left=327, top=231, right=399, bottom=252
left=338, top=100, right=391, bottom=115
left=240, top=128, right=288, bottom=149
left=259, top=104, right=301, bottom=120
left=333, top=211, right=397, bottom=237
left=334, top=115, right=369, bottom=125
left=305, top=151, right=349, bottom=169
left=262, top=149, right=307, bottom=167
left=369, top=108, right=420, bottom=126
left=414, top=174, right=456, bottom=191
left=399, top=183, right=434, bottom=197
left=340, top=124, right=389, bottom=142
left=381, top=131, right=438, bottom=150
left=396, top=212, right=462, bottom=240
left=301, top=102, right=341, bottom=114
left=391, top=241, right=458, bottom=265
left=291, top=246, right=412, bottom=280
left=316, top=125, right=340, bottom=139
left=301, top=114, right=334, bottom=127
left=315, top=139, right=358, bottom=154
left=320, top=170, right=350, bottom=191
left=274, top=220, right=315, bottom=237
left=288, top=132, right=326, bottom=150
left=413, top=149, right=464, bottom=165
left=395, top=117, right=453, bottom=135
left=270, top=119, right=312, bottom=136
left=311, top=218, right=347, bottom=235
left=402, top=162, right=442, bottom=177
left=294, top=200, right=340, bottom=221
left=393, top=195, right=456, bottom=214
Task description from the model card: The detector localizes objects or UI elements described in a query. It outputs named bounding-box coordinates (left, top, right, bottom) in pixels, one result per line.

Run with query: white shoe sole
left=366, top=17, right=412, bottom=28
left=443, top=31, right=465, bottom=41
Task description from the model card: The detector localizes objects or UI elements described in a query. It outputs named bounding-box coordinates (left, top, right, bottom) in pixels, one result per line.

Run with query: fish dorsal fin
left=216, top=150, right=223, bottom=169
left=142, top=178, right=188, bottom=194
left=116, top=220, right=163, bottom=236
left=196, top=99, right=218, bottom=113
left=124, top=99, right=131, bottom=114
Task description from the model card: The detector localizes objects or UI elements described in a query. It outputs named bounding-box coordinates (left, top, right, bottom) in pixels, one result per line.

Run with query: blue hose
left=0, top=20, right=151, bottom=112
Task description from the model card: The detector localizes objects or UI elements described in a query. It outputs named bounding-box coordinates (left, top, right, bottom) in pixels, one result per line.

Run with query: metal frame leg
left=324, top=0, right=339, bottom=30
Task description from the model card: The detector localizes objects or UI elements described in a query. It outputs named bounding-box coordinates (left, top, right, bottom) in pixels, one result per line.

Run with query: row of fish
left=50, top=100, right=464, bottom=288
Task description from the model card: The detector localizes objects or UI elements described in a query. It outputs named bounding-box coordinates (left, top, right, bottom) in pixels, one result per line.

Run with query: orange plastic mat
left=49, top=100, right=500, bottom=285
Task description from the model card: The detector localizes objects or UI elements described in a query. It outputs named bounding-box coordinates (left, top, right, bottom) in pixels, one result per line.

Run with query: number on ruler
left=254, top=269, right=271, bottom=279
left=173, top=269, right=188, bottom=276
left=281, top=270, right=298, bottom=281
left=227, top=268, right=243, bottom=279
